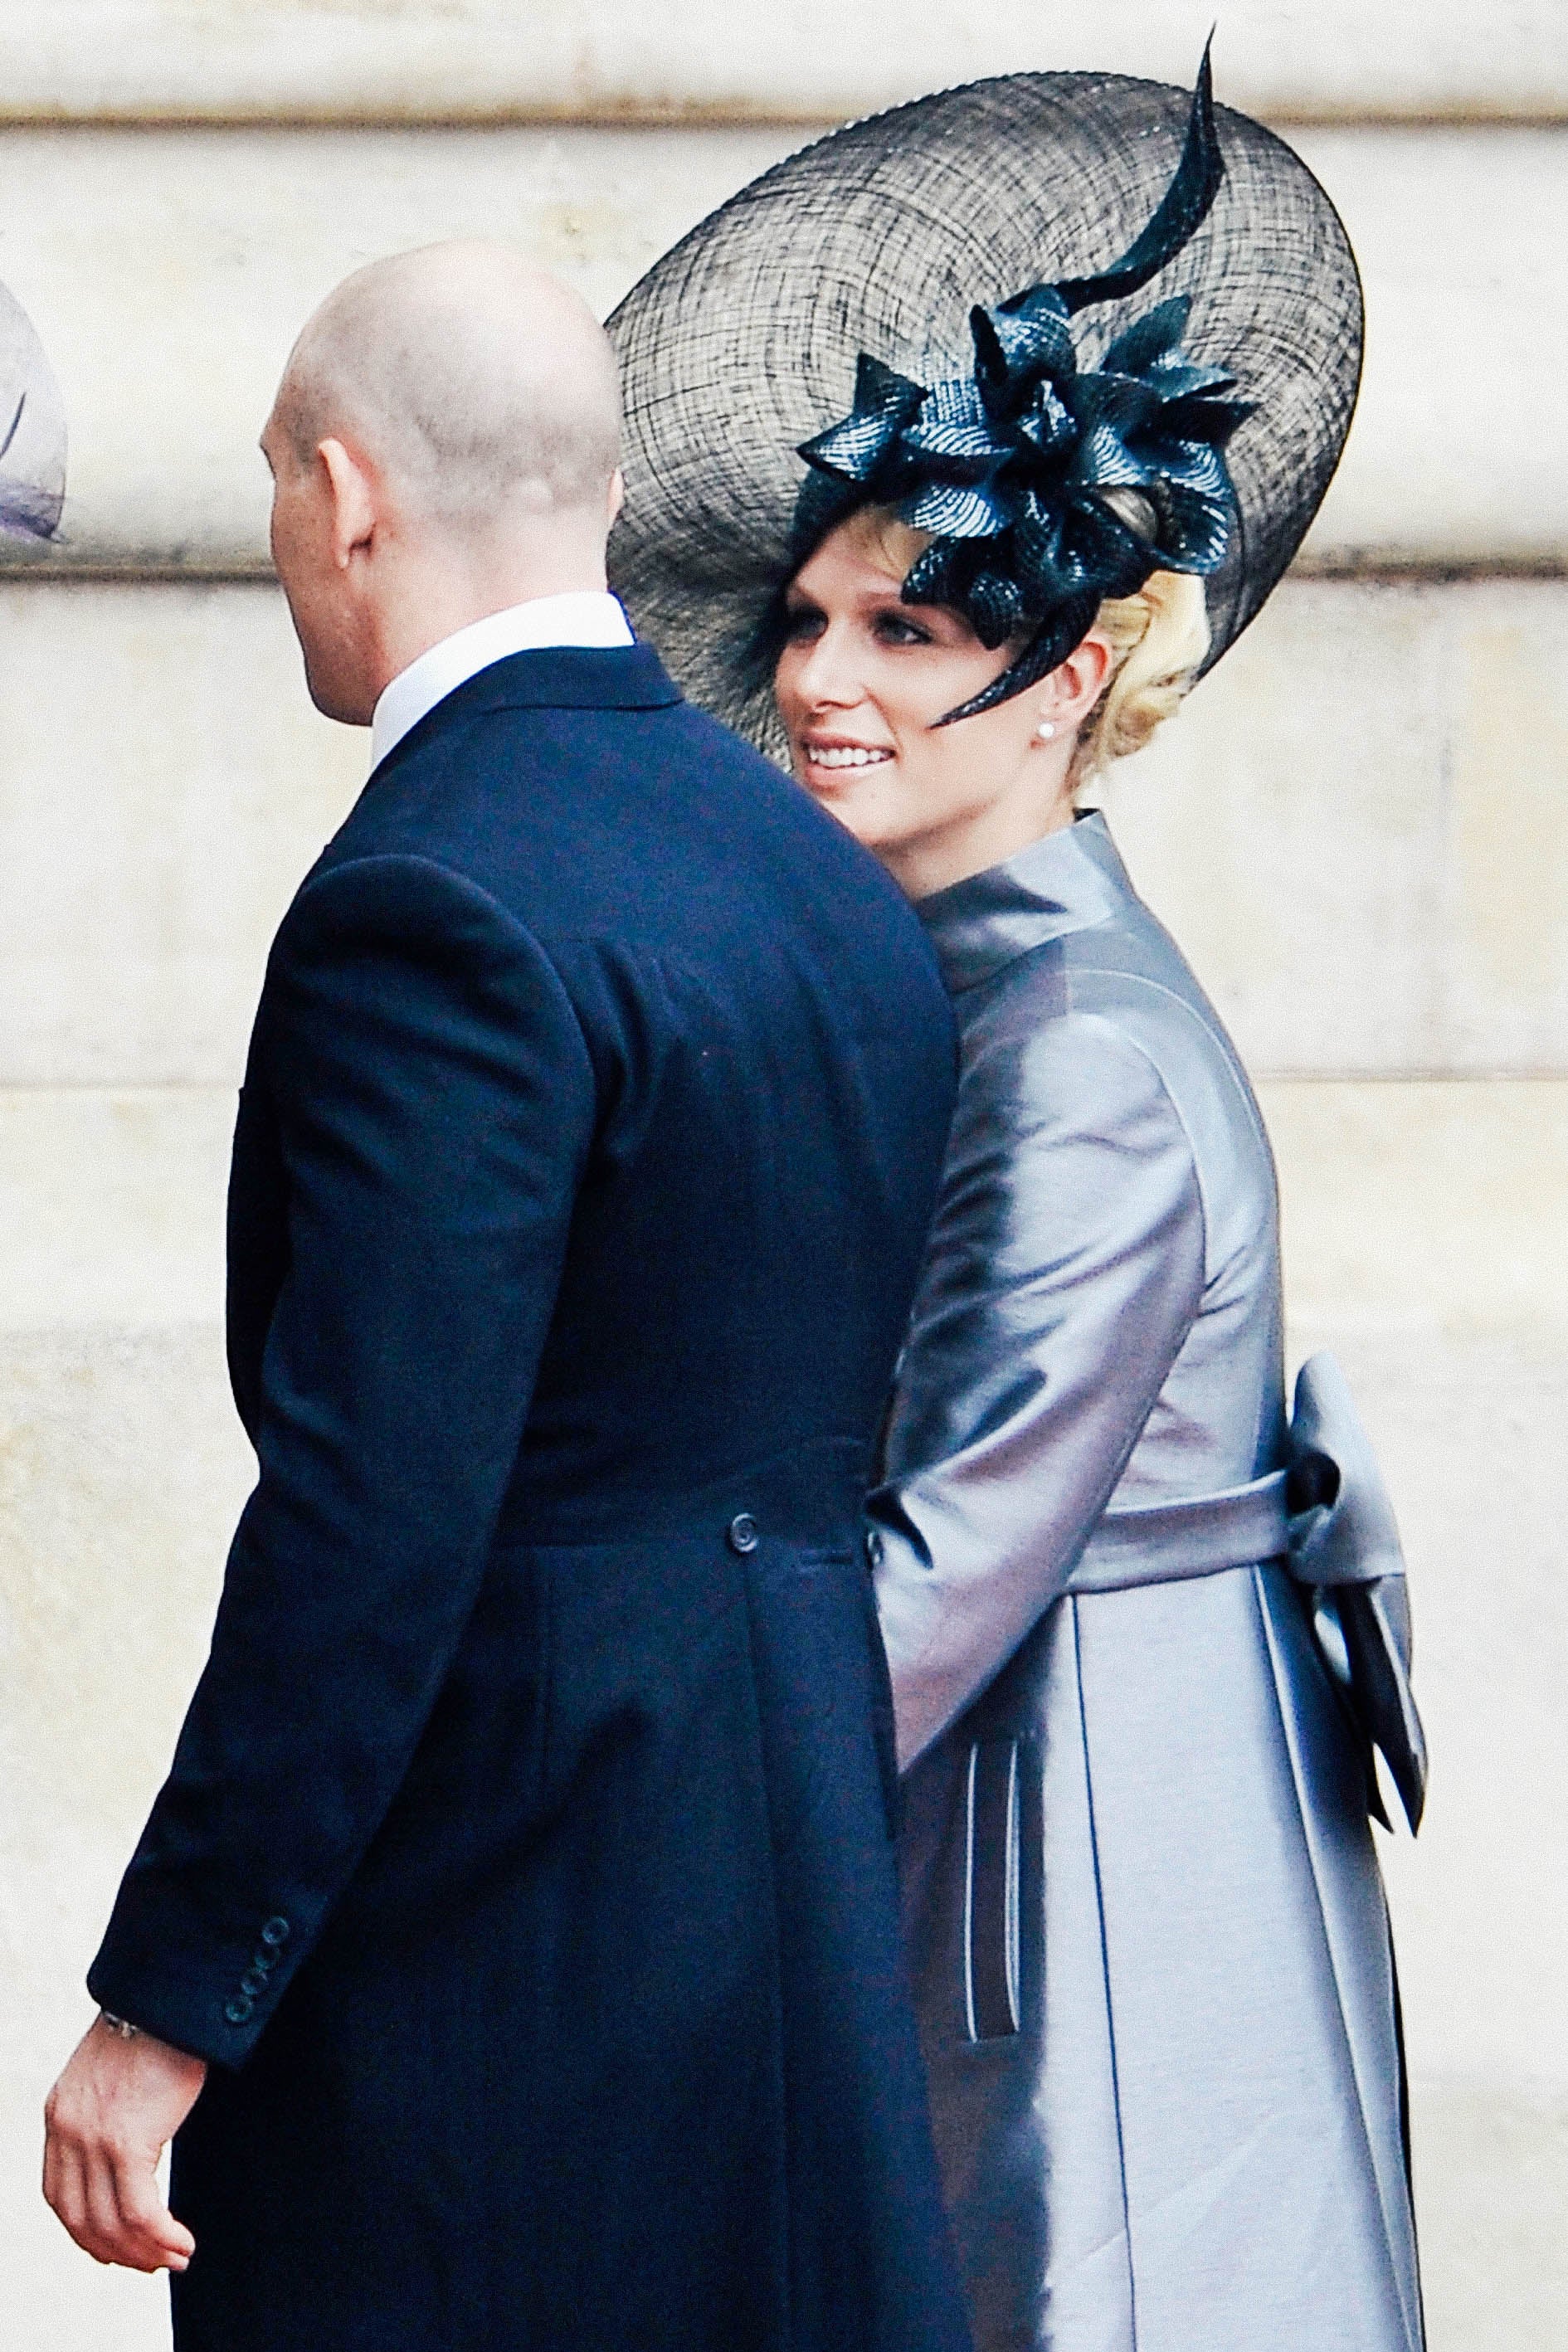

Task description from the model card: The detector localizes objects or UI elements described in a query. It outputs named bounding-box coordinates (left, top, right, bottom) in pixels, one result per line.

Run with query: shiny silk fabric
left=874, top=812, right=1422, bottom=2352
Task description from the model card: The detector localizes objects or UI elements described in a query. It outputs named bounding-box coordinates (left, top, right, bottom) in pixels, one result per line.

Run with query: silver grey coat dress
left=874, top=811, right=1424, bottom=2352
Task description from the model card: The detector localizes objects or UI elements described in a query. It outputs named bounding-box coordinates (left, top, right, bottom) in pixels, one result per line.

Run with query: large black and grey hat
left=608, top=53, right=1361, bottom=757
left=0, top=275, right=66, bottom=543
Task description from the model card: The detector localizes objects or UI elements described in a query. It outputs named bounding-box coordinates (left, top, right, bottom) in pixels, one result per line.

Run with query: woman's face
left=773, top=512, right=1109, bottom=899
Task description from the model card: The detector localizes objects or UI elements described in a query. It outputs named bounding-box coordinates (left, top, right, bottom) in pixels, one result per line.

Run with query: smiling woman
left=774, top=502, right=1209, bottom=896
left=614, top=54, right=1428, bottom=2352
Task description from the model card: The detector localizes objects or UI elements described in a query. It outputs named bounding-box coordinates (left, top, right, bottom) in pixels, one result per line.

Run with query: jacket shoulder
left=968, top=897, right=1268, bottom=1145
left=375, top=725, right=937, bottom=1086
left=961, top=908, right=1276, bottom=1273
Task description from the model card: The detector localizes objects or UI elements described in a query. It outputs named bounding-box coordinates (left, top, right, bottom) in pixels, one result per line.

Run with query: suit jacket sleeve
left=870, top=1000, right=1205, bottom=1770
left=89, top=852, right=597, bottom=2064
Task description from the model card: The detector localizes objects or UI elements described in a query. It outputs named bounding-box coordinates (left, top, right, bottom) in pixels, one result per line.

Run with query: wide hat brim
left=0, top=277, right=66, bottom=543
left=608, top=70, right=1361, bottom=760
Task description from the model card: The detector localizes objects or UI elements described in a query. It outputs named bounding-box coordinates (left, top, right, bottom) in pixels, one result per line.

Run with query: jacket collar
left=915, top=809, right=1133, bottom=994
left=369, top=643, right=684, bottom=781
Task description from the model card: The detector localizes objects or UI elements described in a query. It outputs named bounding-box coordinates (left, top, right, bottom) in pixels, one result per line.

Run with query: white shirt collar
left=369, top=590, right=635, bottom=769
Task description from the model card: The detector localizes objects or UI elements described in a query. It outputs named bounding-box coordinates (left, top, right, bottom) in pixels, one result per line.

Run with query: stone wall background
left=1, top=6, right=1564, bottom=2345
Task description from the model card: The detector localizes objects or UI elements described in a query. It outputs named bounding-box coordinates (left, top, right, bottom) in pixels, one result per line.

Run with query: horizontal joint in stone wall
left=1, top=2, right=1566, bottom=128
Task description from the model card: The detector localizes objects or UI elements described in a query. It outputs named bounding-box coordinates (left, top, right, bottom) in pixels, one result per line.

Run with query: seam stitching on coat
left=1054, top=1008, right=1212, bottom=1307
left=1073, top=1595, right=1139, bottom=2352
left=286, top=848, right=604, bottom=1112
left=1066, top=960, right=1272, bottom=1157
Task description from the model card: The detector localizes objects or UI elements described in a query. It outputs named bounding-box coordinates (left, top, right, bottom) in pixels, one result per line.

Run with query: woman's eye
left=782, top=606, right=825, bottom=644
left=874, top=611, right=933, bottom=647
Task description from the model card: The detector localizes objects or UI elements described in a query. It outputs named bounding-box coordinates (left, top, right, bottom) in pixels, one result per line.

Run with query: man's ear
left=606, top=467, right=626, bottom=528
left=318, top=436, right=378, bottom=572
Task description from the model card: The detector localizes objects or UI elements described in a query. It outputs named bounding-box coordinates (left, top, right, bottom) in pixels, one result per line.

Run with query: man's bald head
left=276, top=242, right=621, bottom=533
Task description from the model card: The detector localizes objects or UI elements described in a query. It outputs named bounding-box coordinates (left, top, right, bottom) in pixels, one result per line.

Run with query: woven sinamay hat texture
left=608, top=64, right=1361, bottom=760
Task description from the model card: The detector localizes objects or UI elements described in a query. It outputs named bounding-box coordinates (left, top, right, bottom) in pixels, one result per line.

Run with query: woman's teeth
left=806, top=745, right=894, bottom=768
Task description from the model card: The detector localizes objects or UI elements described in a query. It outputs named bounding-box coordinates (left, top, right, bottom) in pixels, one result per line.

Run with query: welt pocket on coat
left=963, top=1738, right=1022, bottom=2041
left=750, top=1542, right=859, bottom=1585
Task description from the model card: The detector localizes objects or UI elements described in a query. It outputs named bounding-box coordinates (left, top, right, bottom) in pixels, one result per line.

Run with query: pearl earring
left=1036, top=719, right=1056, bottom=740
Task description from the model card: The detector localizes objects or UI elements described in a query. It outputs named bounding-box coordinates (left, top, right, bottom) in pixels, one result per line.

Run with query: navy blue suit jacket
left=90, top=644, right=967, bottom=2352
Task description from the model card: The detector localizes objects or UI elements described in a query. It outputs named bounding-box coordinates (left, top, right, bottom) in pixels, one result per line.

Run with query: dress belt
left=1065, top=1351, right=1406, bottom=1600
left=1059, top=1351, right=1426, bottom=1830
left=1067, top=1469, right=1293, bottom=1594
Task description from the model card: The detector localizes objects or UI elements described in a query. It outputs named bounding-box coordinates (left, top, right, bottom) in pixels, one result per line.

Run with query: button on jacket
left=877, top=812, right=1421, bottom=2352
left=88, top=641, right=968, bottom=2352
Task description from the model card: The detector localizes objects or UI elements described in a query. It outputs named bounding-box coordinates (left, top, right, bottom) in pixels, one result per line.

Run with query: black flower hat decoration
left=790, top=47, right=1254, bottom=723
left=607, top=54, right=1362, bottom=761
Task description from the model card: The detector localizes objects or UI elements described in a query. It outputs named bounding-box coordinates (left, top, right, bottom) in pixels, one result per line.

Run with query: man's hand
left=43, top=2017, right=207, bottom=2272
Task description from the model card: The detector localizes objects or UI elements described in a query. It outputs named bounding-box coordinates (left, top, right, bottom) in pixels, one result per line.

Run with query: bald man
left=43, top=246, right=970, bottom=2352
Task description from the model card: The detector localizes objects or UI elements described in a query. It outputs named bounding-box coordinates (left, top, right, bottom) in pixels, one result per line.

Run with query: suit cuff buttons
left=224, top=1916, right=292, bottom=2028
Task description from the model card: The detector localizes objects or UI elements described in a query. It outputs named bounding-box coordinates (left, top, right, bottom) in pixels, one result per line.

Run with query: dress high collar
left=914, top=810, right=1134, bottom=995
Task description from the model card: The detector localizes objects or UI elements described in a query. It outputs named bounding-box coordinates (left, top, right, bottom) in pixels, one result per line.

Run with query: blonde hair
left=1073, top=568, right=1210, bottom=784
left=816, top=505, right=1210, bottom=773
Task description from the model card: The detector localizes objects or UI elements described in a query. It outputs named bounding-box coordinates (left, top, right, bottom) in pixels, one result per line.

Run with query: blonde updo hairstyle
left=839, top=501, right=1210, bottom=786
left=1074, top=567, right=1210, bottom=786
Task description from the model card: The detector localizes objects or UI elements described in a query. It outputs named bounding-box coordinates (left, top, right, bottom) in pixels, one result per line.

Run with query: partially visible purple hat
left=0, top=275, right=65, bottom=542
